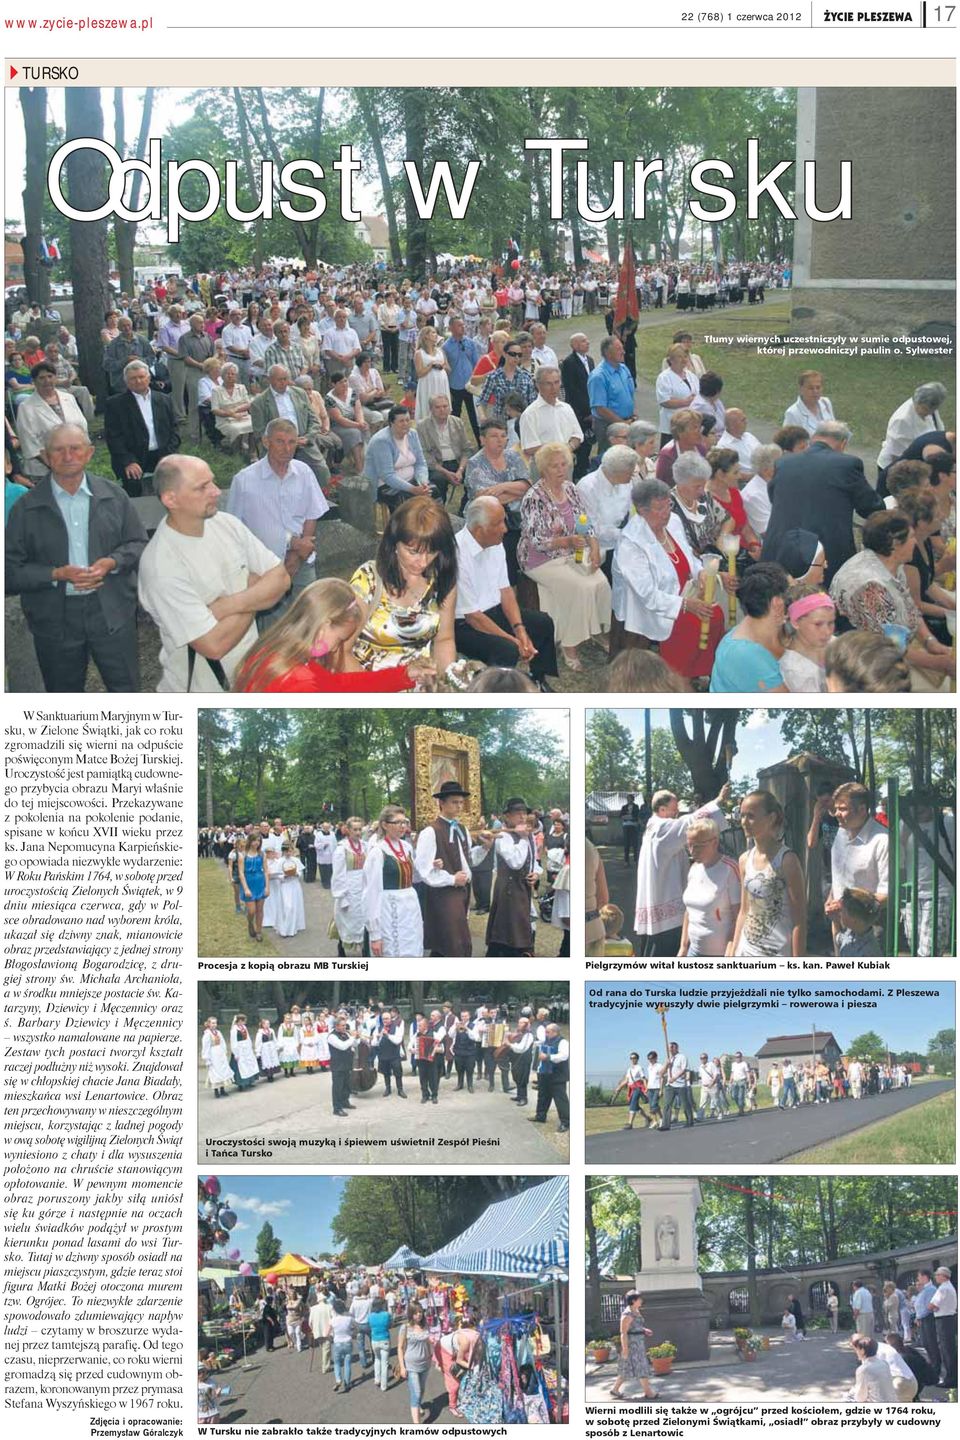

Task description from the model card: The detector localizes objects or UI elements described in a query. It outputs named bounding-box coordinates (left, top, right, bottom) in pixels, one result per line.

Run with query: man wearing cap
left=414, top=781, right=493, bottom=957
left=486, top=797, right=541, bottom=957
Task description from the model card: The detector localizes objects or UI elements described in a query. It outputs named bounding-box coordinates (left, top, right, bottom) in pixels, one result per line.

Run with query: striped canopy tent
left=419, top=1177, right=568, bottom=1279
left=383, top=1244, right=422, bottom=1269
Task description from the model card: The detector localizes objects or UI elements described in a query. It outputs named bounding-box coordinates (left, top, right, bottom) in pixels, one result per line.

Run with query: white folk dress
left=277, top=1024, right=300, bottom=1070
left=364, top=837, right=424, bottom=958
left=230, top=1025, right=259, bottom=1086
left=331, top=837, right=368, bottom=947
left=202, top=1028, right=233, bottom=1089
left=275, top=857, right=306, bottom=937
left=299, top=1024, right=321, bottom=1070
left=255, top=1026, right=280, bottom=1075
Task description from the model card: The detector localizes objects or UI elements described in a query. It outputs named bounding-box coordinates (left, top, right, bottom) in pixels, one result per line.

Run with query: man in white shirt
left=930, top=1266, right=957, bottom=1388
left=827, top=782, right=889, bottom=950
left=716, top=409, right=762, bottom=477
left=533, top=1023, right=569, bottom=1132
left=851, top=1278, right=875, bottom=1336
left=782, top=370, right=836, bottom=436
left=321, top=310, right=362, bottom=370
left=308, top=1291, right=333, bottom=1374
left=248, top=318, right=275, bottom=385
left=659, top=1040, right=695, bottom=1130
left=507, top=1016, right=536, bottom=1107
left=453, top=496, right=557, bottom=687
left=225, top=418, right=329, bottom=627
left=635, top=784, right=731, bottom=955
left=697, top=1053, right=723, bottom=1120
left=137, top=454, right=289, bottom=691
left=414, top=781, right=490, bottom=957
left=728, top=1051, right=750, bottom=1114
left=314, top=823, right=337, bottom=888
left=220, top=307, right=254, bottom=383
left=528, top=322, right=558, bottom=370
left=519, top=367, right=583, bottom=464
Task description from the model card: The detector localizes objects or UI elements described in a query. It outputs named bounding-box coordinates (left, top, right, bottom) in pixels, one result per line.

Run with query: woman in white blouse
left=654, top=342, right=700, bottom=446
left=575, top=444, right=637, bottom=582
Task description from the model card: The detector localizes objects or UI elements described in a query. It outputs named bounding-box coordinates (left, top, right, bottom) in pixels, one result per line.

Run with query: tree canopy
left=330, top=1176, right=543, bottom=1263
left=197, top=708, right=568, bottom=824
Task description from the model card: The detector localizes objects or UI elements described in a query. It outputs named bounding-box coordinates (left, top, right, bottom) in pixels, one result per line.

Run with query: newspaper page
left=1, top=10, right=957, bottom=1440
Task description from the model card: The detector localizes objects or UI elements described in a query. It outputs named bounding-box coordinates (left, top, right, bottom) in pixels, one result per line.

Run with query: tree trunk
left=253, top=88, right=323, bottom=267
left=113, top=87, right=154, bottom=297
left=19, top=87, right=51, bottom=306
left=356, top=90, right=403, bottom=266
left=233, top=88, right=265, bottom=269
left=402, top=89, right=429, bottom=277
left=605, top=216, right=619, bottom=267
left=669, top=709, right=739, bottom=801
left=204, top=734, right=214, bottom=827
left=744, top=1186, right=761, bottom=1326
left=65, top=89, right=111, bottom=396
left=336, top=713, right=352, bottom=817
left=585, top=1186, right=603, bottom=1334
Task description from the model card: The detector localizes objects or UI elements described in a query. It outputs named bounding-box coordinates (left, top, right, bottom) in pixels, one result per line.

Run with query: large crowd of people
left=586, top=778, right=955, bottom=959
left=200, top=1259, right=564, bottom=1424
left=200, top=793, right=570, bottom=959
left=608, top=1043, right=917, bottom=1133
left=8, top=255, right=949, bottom=694
left=199, top=1000, right=569, bottom=1129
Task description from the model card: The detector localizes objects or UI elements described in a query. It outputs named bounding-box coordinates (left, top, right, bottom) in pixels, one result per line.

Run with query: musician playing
left=414, top=782, right=493, bottom=958
left=611, top=1051, right=655, bottom=1130
left=485, top=796, right=542, bottom=958
left=507, top=1015, right=536, bottom=1108
left=532, top=1022, right=569, bottom=1133
left=414, top=1014, right=446, bottom=1105
left=376, top=1006, right=407, bottom=1098
left=452, top=1009, right=482, bottom=1091
left=328, top=1014, right=359, bottom=1118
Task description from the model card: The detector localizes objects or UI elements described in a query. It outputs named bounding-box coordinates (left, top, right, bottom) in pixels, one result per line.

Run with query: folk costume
left=202, top=1024, right=233, bottom=1097
left=414, top=781, right=488, bottom=957
left=275, top=854, right=306, bottom=937
left=376, top=1014, right=407, bottom=1096
left=364, top=834, right=423, bottom=957
left=229, top=1021, right=259, bottom=1090
left=486, top=799, right=541, bottom=957
left=277, top=1021, right=300, bottom=1075
left=328, top=1023, right=359, bottom=1117
left=331, top=833, right=368, bottom=956
left=255, top=1022, right=280, bottom=1080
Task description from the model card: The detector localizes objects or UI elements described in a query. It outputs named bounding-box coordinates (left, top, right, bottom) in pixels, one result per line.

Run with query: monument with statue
left=625, top=1177, right=712, bottom=1362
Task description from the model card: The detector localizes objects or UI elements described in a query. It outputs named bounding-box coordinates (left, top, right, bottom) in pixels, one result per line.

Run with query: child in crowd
left=836, top=887, right=883, bottom=957
left=275, top=842, right=307, bottom=938
left=781, top=1309, right=799, bottom=1342
left=601, top=903, right=635, bottom=957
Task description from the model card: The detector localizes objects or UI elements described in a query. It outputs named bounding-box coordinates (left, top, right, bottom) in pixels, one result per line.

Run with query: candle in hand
left=699, top=555, right=721, bottom=650
left=721, top=534, right=741, bottom=626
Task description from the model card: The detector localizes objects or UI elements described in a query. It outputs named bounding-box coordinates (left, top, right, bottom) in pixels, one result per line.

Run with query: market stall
left=383, top=1244, right=423, bottom=1269
left=419, top=1176, right=569, bottom=1423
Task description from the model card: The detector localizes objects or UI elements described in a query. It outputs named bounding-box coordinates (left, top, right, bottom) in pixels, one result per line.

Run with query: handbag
left=523, top=1394, right=550, bottom=1423
left=458, top=1345, right=503, bottom=1425
left=500, top=1333, right=528, bottom=1424
left=538, top=891, right=554, bottom=924
left=532, top=1322, right=551, bottom=1357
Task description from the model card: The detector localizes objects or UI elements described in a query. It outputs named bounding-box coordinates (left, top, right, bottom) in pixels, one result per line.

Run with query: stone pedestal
left=626, top=1178, right=711, bottom=1361
left=335, top=474, right=377, bottom=535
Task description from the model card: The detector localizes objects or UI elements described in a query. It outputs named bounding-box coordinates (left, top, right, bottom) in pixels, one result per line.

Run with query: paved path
left=585, top=1079, right=954, bottom=1164
left=586, top=1328, right=897, bottom=1403
left=198, top=1060, right=567, bottom=1165
left=215, top=1330, right=462, bottom=1425
left=236, top=873, right=563, bottom=959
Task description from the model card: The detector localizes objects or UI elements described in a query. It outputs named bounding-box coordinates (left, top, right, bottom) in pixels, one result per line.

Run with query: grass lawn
left=198, top=858, right=279, bottom=959
left=788, top=1089, right=955, bottom=1165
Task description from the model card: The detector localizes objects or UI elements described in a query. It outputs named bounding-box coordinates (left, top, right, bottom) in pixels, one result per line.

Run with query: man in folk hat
left=414, top=781, right=492, bottom=956
left=486, top=796, right=542, bottom=958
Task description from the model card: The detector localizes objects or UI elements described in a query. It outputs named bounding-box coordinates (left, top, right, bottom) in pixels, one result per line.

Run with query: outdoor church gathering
left=584, top=981, right=955, bottom=1166
left=198, top=706, right=569, bottom=959
left=585, top=1175, right=957, bottom=1404
left=5, top=85, right=955, bottom=695
left=198, top=1173, right=569, bottom=1425
left=586, top=706, right=956, bottom=959
left=198, top=980, right=570, bottom=1164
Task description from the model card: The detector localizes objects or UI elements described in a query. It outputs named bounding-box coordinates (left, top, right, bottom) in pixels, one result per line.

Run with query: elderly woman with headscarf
left=830, top=509, right=954, bottom=691
left=519, top=440, right=611, bottom=669
left=575, top=443, right=637, bottom=582
left=611, top=476, right=724, bottom=679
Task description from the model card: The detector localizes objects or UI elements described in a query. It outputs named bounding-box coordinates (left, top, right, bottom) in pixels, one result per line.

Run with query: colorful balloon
left=203, top=1176, right=221, bottom=1197
left=265, top=1272, right=278, bottom=1287
left=239, top=1262, right=253, bottom=1276
left=220, top=1209, right=237, bottom=1230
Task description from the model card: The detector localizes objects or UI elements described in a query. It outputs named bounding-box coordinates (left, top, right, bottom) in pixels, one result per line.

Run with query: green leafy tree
left=255, top=1221, right=282, bottom=1268
left=847, top=1030, right=887, bottom=1061
left=586, top=712, right=640, bottom=793
left=927, top=1028, right=956, bottom=1076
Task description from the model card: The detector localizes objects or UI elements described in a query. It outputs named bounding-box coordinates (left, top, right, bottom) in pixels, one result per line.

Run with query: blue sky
left=208, top=1176, right=347, bottom=1259
left=592, top=708, right=803, bottom=785
left=586, top=982, right=954, bottom=1083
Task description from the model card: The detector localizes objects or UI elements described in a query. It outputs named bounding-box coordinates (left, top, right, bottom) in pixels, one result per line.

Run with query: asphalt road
left=585, top=1078, right=955, bottom=1164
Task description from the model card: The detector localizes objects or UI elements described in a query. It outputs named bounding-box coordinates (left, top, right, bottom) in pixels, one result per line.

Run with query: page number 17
left=931, top=4, right=956, bottom=20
